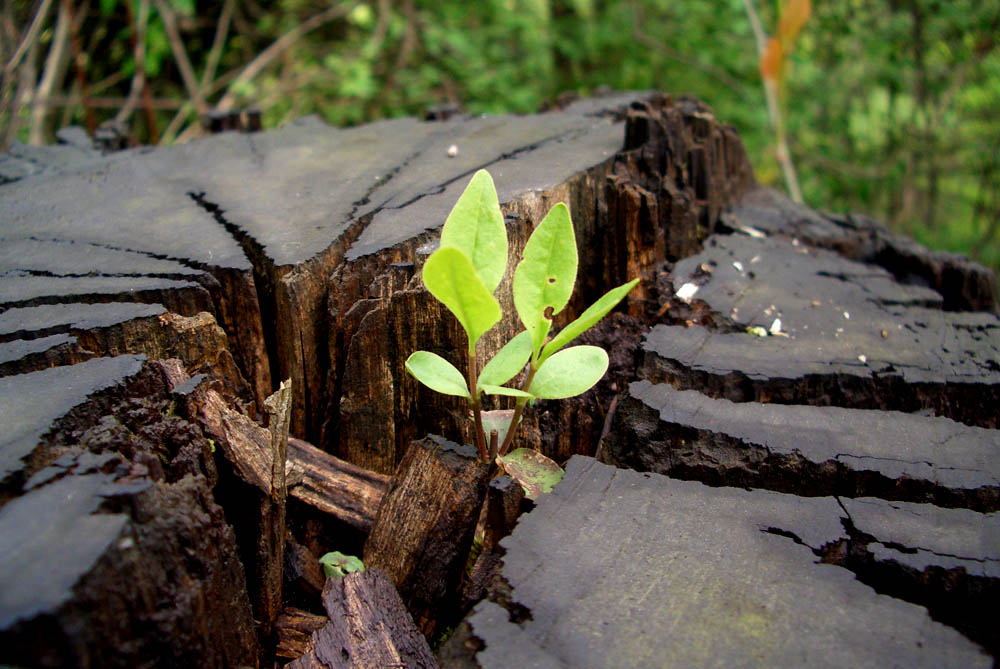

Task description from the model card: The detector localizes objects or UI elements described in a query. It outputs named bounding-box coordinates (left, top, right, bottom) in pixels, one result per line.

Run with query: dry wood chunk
left=287, top=569, right=435, bottom=669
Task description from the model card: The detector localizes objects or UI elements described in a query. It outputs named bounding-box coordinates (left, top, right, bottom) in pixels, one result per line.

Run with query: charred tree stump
left=364, top=435, right=490, bottom=638
left=2, top=91, right=997, bottom=665
left=288, top=569, right=435, bottom=669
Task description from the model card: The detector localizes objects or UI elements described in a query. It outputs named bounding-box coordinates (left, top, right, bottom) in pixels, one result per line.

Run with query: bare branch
left=214, top=2, right=356, bottom=113
left=200, top=0, right=235, bottom=90
left=114, top=0, right=150, bottom=125
left=152, top=0, right=207, bottom=114
left=28, top=0, right=71, bottom=144
left=3, top=0, right=54, bottom=75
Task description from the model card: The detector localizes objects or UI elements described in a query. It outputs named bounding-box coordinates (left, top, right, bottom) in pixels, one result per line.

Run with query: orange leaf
left=760, top=37, right=783, bottom=81
left=778, top=0, right=811, bottom=44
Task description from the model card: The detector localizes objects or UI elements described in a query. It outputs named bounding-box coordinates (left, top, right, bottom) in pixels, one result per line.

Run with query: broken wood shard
left=287, top=437, right=389, bottom=533
left=259, top=379, right=293, bottom=638
left=364, top=435, right=490, bottom=638
left=287, top=569, right=435, bottom=669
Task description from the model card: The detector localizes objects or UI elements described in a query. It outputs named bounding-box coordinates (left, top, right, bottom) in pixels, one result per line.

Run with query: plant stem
left=497, top=363, right=539, bottom=457
left=467, top=349, right=488, bottom=461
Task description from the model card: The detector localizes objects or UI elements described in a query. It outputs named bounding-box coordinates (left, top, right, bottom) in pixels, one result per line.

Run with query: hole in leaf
left=543, top=306, right=554, bottom=319
left=547, top=276, right=556, bottom=284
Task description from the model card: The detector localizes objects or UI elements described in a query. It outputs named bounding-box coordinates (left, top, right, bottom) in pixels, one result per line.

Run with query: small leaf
left=497, top=448, right=564, bottom=500
left=529, top=346, right=608, bottom=399
left=441, top=169, right=508, bottom=293
left=513, top=203, right=578, bottom=355
left=406, top=351, right=470, bottom=398
left=423, top=247, right=502, bottom=353
left=478, top=331, right=533, bottom=389
left=481, top=409, right=520, bottom=447
left=480, top=384, right=533, bottom=398
left=540, top=278, right=639, bottom=364
left=319, top=551, right=365, bottom=579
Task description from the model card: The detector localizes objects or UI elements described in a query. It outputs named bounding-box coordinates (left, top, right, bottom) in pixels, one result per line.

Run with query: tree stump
left=1, top=90, right=996, bottom=665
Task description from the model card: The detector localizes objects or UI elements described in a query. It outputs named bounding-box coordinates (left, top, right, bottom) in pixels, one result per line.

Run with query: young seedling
left=405, top=169, right=638, bottom=495
left=319, top=551, right=365, bottom=579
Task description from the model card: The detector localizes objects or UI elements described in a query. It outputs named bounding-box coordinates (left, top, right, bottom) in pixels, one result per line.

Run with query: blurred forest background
left=1, top=0, right=998, bottom=277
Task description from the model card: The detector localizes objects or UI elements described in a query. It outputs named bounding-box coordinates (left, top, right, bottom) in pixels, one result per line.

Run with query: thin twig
left=594, top=394, right=619, bottom=462
left=152, top=0, right=207, bottom=114
left=200, top=0, right=235, bottom=90
left=3, top=0, right=54, bottom=75
left=214, top=2, right=356, bottom=113
left=743, top=0, right=804, bottom=203
left=114, top=0, right=150, bottom=125
left=28, top=0, right=71, bottom=144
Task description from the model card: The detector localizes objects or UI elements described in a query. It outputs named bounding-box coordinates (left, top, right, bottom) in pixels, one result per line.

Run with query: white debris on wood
left=732, top=261, right=744, bottom=272
left=739, top=226, right=767, bottom=239
left=675, top=282, right=699, bottom=303
left=843, top=311, right=850, bottom=320
left=769, top=318, right=782, bottom=335
left=447, top=144, right=458, bottom=157
left=858, top=354, right=868, bottom=363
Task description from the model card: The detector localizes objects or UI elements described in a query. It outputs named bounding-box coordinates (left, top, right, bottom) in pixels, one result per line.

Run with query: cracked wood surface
left=468, top=457, right=992, bottom=668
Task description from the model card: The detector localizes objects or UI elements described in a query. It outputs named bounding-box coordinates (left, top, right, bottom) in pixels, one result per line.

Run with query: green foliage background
left=2, top=0, right=998, bottom=275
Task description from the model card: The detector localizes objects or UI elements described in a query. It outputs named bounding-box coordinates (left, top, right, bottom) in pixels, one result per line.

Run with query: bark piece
left=606, top=380, right=1000, bottom=512
left=287, top=436, right=390, bottom=533
left=276, top=607, right=326, bottom=661
left=482, top=475, right=526, bottom=556
left=468, top=456, right=991, bottom=667
left=364, top=435, right=490, bottom=638
left=259, top=379, right=292, bottom=637
left=288, top=569, right=435, bottom=669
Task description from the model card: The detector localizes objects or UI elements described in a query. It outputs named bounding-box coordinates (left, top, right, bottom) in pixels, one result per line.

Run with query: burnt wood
left=2, top=91, right=997, bottom=666
left=364, top=435, right=490, bottom=638
left=287, top=569, right=435, bottom=669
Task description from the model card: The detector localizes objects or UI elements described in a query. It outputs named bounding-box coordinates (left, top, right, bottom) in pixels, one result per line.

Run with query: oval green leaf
left=528, top=345, right=608, bottom=399
left=423, top=246, right=501, bottom=353
left=405, top=350, right=470, bottom=398
left=513, top=203, right=578, bottom=354
left=441, top=169, right=508, bottom=293
left=540, top=277, right=640, bottom=364
left=478, top=330, right=533, bottom=390
left=497, top=448, right=564, bottom=500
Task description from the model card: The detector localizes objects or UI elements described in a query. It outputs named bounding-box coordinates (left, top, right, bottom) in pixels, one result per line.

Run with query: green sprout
left=405, top=169, right=639, bottom=493
left=319, top=551, right=365, bottom=579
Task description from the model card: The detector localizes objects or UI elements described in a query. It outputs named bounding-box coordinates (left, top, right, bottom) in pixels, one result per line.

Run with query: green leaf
left=405, top=351, right=470, bottom=398
left=319, top=551, right=365, bottom=579
left=540, top=278, right=640, bottom=364
left=528, top=345, right=608, bottom=399
left=497, top=448, right=564, bottom=500
left=513, top=203, right=578, bottom=355
left=480, top=384, right=533, bottom=398
left=423, top=247, right=501, bottom=353
left=441, top=169, right=508, bottom=293
left=478, top=330, right=532, bottom=389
